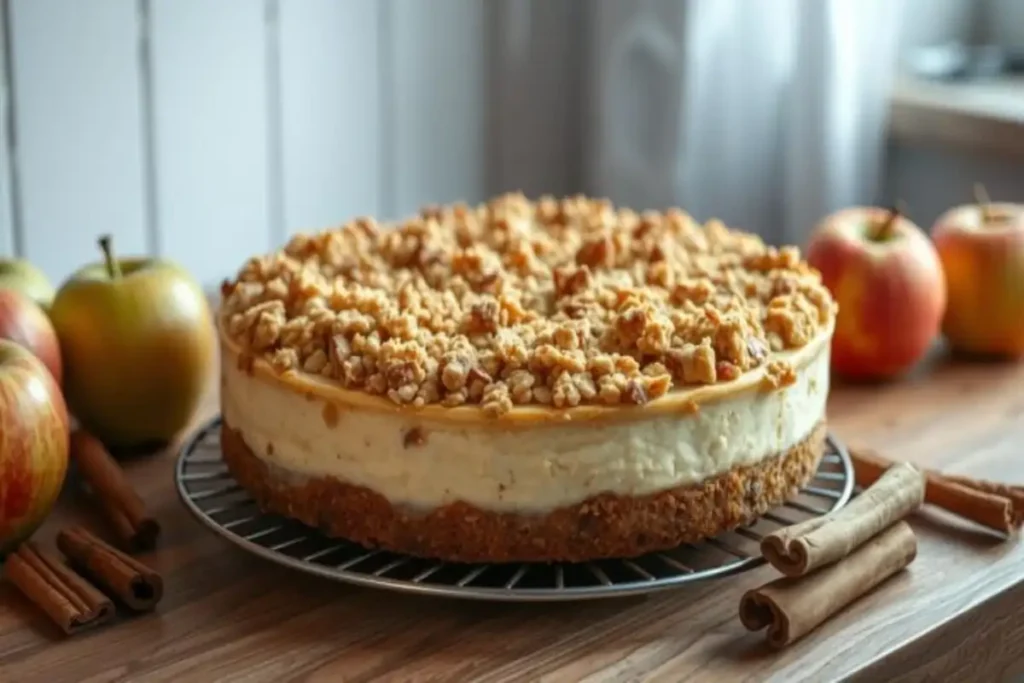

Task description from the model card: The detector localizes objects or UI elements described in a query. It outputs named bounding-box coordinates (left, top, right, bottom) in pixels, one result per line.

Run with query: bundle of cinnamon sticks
left=741, top=446, right=1024, bottom=649
left=4, top=430, right=165, bottom=636
left=740, top=462, right=925, bottom=648
left=6, top=526, right=164, bottom=635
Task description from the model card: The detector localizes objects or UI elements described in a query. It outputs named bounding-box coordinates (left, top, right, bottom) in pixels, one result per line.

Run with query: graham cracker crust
left=220, top=420, right=826, bottom=563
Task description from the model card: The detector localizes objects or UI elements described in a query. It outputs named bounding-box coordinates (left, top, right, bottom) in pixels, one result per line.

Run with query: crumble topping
left=221, top=193, right=834, bottom=415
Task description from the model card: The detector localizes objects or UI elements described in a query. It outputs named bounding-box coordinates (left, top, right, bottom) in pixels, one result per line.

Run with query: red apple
left=933, top=195, right=1024, bottom=358
left=0, top=289, right=62, bottom=385
left=0, top=339, right=70, bottom=556
left=806, top=206, right=946, bottom=380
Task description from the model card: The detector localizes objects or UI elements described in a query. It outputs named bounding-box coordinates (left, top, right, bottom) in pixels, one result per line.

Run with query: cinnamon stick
left=942, top=475, right=1024, bottom=516
left=5, top=541, right=114, bottom=635
left=740, top=521, right=917, bottom=649
left=70, top=429, right=160, bottom=550
left=761, top=462, right=924, bottom=577
left=850, top=447, right=1019, bottom=533
left=57, top=525, right=163, bottom=612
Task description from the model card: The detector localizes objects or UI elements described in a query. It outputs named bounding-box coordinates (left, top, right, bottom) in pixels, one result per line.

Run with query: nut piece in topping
left=760, top=360, right=798, bottom=391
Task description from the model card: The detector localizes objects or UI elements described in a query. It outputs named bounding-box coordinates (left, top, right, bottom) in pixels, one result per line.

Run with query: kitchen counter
left=2, top=347, right=1024, bottom=682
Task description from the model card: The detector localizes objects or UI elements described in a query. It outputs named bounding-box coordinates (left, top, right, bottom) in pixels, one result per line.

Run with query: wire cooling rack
left=175, top=417, right=853, bottom=602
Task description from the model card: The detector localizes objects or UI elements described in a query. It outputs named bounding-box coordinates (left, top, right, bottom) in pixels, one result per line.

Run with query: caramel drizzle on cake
left=220, top=194, right=835, bottom=416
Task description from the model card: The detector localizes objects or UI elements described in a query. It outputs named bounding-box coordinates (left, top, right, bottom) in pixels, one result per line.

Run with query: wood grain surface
left=2, top=348, right=1024, bottom=683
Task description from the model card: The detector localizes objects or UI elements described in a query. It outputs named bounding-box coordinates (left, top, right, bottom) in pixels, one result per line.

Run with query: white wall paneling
left=0, top=3, right=17, bottom=257
left=8, top=0, right=149, bottom=282
left=278, top=0, right=381, bottom=237
left=149, top=0, right=272, bottom=285
left=986, top=0, right=1024, bottom=49
left=898, top=0, right=979, bottom=56
left=585, top=0, right=687, bottom=210
left=386, top=0, right=488, bottom=219
left=1, top=0, right=1021, bottom=287
left=488, top=0, right=584, bottom=199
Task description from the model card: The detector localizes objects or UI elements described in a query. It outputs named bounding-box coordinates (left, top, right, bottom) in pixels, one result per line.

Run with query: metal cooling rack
left=175, top=417, right=854, bottom=602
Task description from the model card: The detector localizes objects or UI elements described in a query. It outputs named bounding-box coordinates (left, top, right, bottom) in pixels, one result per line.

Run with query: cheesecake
left=218, top=194, right=836, bottom=563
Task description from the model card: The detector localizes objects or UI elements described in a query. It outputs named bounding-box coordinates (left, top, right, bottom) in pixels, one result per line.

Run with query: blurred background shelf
left=891, top=75, right=1024, bottom=158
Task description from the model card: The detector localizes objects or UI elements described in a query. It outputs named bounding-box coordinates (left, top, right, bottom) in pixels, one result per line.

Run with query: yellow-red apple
left=933, top=197, right=1024, bottom=358
left=0, top=258, right=55, bottom=310
left=0, top=339, right=70, bottom=556
left=806, top=206, right=946, bottom=380
left=0, top=289, right=62, bottom=385
left=50, top=235, right=215, bottom=450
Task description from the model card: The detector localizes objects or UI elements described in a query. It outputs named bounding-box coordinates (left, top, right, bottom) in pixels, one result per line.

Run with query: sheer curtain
left=585, top=0, right=906, bottom=246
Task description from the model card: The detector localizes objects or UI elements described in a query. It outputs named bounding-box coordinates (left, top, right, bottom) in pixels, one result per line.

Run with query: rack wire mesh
left=175, top=417, right=853, bottom=602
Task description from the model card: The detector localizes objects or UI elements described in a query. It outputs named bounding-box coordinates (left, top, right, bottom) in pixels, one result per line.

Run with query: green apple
left=49, top=236, right=215, bottom=451
left=0, top=259, right=55, bottom=310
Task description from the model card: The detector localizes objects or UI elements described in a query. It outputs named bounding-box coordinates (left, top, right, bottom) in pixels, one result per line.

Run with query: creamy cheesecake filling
left=221, top=339, right=830, bottom=514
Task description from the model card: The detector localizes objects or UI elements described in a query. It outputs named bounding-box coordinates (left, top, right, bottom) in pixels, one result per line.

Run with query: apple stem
left=873, top=203, right=903, bottom=241
left=974, top=182, right=993, bottom=224
left=98, top=234, right=122, bottom=280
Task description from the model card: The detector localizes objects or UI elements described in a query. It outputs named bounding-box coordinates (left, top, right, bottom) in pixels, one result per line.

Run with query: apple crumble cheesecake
left=218, top=194, right=836, bottom=563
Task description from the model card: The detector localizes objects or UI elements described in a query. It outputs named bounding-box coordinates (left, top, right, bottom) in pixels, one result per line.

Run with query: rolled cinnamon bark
left=70, top=429, right=160, bottom=550
left=5, top=541, right=115, bottom=636
left=761, top=462, right=924, bottom=577
left=57, top=525, right=164, bottom=611
left=740, top=521, right=917, bottom=648
left=942, top=475, right=1024, bottom=524
left=942, top=475, right=1024, bottom=499
left=851, top=447, right=1020, bottom=533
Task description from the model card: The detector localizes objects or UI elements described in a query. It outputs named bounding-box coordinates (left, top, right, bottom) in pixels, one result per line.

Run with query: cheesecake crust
left=220, top=420, right=827, bottom=563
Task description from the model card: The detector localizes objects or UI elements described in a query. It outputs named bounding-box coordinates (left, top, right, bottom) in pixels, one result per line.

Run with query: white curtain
left=586, top=0, right=906, bottom=246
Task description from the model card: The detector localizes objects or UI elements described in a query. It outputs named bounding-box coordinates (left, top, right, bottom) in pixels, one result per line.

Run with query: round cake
left=218, top=194, right=836, bottom=563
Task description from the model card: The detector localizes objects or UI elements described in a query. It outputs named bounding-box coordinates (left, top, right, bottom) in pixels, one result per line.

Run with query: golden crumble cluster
left=220, top=193, right=835, bottom=416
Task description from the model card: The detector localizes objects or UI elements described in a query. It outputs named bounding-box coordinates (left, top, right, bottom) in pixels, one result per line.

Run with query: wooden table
left=3, top=350, right=1024, bottom=683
